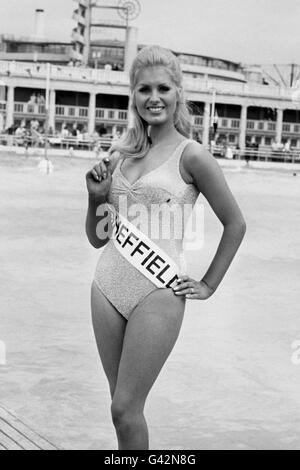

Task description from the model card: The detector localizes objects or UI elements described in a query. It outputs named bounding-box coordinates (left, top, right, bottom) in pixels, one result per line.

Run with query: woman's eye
left=138, top=87, right=149, bottom=93
left=159, top=86, right=170, bottom=92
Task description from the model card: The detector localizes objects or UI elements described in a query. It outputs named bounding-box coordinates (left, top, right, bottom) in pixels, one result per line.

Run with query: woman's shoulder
left=182, top=140, right=216, bottom=182
left=183, top=140, right=214, bottom=166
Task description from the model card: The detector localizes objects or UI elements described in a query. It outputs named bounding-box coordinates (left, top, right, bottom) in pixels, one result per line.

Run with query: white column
left=88, top=92, right=96, bottom=135
left=6, top=85, right=15, bottom=129
left=239, top=105, right=248, bottom=151
left=124, top=27, right=138, bottom=73
left=0, top=85, right=5, bottom=101
left=276, top=108, right=283, bottom=144
left=202, top=102, right=210, bottom=147
left=49, top=89, right=56, bottom=131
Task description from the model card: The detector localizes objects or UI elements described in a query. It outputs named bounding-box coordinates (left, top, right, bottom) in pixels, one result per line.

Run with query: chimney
left=34, top=9, right=45, bottom=39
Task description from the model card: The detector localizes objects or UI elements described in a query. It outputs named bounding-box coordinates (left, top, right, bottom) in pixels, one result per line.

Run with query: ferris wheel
left=117, top=0, right=141, bottom=23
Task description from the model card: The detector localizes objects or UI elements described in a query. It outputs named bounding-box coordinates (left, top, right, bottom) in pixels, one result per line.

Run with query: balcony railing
left=14, top=102, right=46, bottom=115
left=7, top=102, right=300, bottom=134
left=13, top=102, right=128, bottom=121
left=246, top=119, right=281, bottom=132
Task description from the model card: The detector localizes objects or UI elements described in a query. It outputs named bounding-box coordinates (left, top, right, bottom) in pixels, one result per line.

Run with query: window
left=229, top=134, right=236, bottom=143
left=96, top=109, right=105, bottom=118
left=79, top=108, right=88, bottom=118
left=247, top=121, right=255, bottom=129
left=194, top=117, right=203, bottom=126
left=282, top=124, right=291, bottom=132
left=258, top=122, right=264, bottom=130
left=222, top=119, right=228, bottom=127
left=56, top=106, right=65, bottom=116
left=268, top=122, right=276, bottom=131
left=294, top=125, right=300, bottom=133
left=291, top=139, right=298, bottom=147
left=264, top=137, right=272, bottom=146
left=231, top=120, right=240, bottom=128
left=108, top=110, right=115, bottom=119
left=68, top=107, right=75, bottom=117
left=118, top=111, right=128, bottom=120
left=14, top=103, right=24, bottom=113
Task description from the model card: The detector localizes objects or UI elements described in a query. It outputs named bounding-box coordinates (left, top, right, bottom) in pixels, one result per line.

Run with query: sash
left=108, top=206, right=181, bottom=290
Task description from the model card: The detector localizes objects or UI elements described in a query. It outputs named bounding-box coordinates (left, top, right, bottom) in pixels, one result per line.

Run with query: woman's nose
left=149, top=89, right=160, bottom=101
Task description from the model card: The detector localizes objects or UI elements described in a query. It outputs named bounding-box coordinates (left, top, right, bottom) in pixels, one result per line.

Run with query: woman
left=85, top=46, right=246, bottom=450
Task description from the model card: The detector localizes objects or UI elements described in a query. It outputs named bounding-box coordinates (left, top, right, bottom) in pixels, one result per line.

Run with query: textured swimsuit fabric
left=93, top=139, right=200, bottom=319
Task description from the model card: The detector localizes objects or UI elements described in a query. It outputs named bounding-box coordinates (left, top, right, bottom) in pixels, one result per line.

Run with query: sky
left=0, top=0, right=299, bottom=64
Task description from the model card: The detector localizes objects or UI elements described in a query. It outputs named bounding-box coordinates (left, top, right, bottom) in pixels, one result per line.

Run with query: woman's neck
left=149, top=124, right=181, bottom=147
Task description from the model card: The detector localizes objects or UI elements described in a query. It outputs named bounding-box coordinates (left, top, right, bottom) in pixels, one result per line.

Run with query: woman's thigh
left=112, top=288, right=186, bottom=409
left=91, top=281, right=127, bottom=397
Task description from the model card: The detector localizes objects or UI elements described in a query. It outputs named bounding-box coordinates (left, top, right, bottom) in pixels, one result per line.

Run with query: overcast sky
left=0, top=0, right=299, bottom=64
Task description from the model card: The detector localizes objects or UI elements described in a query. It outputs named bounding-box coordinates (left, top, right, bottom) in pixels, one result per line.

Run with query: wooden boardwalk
left=0, top=405, right=60, bottom=450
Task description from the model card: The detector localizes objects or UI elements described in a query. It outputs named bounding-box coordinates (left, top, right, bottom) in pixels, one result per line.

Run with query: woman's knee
left=111, top=394, right=142, bottom=429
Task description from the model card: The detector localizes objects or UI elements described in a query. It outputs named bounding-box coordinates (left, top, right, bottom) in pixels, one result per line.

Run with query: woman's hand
left=172, top=275, right=215, bottom=300
left=86, top=157, right=112, bottom=202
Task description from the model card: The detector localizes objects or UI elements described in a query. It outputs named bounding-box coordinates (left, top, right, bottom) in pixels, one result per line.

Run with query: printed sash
left=108, top=206, right=181, bottom=290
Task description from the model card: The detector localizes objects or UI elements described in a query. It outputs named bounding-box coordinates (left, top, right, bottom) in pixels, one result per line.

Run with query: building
left=0, top=9, right=72, bottom=65
left=0, top=7, right=299, bottom=150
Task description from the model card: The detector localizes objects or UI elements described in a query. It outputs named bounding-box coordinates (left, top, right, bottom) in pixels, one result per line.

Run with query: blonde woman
left=85, top=45, right=246, bottom=450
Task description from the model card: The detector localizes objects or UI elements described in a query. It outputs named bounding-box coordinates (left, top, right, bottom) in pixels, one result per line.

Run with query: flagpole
left=44, top=63, right=51, bottom=173
left=210, top=88, right=216, bottom=152
left=210, top=88, right=216, bottom=128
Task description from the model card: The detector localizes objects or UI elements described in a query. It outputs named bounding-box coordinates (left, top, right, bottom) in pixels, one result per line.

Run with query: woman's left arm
left=174, top=142, right=246, bottom=300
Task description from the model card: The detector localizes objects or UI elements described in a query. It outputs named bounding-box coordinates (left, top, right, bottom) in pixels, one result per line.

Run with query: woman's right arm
left=85, top=194, right=110, bottom=249
left=85, top=153, right=119, bottom=249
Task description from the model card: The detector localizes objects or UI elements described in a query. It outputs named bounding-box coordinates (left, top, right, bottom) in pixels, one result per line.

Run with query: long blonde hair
left=110, top=45, right=192, bottom=159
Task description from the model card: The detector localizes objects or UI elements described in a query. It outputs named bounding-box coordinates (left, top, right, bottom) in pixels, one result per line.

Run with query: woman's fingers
left=91, top=158, right=111, bottom=182
left=173, top=280, right=194, bottom=295
left=91, top=168, right=101, bottom=181
left=99, top=160, right=108, bottom=179
left=177, top=275, right=190, bottom=283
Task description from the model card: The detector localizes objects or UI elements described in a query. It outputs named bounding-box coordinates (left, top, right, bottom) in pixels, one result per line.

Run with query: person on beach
left=85, top=45, right=246, bottom=450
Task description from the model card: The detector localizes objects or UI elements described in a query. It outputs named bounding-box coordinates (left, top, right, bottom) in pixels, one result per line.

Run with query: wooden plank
left=0, top=405, right=61, bottom=451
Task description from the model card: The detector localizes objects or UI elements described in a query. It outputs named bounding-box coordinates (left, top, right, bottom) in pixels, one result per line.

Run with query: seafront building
left=0, top=5, right=299, bottom=151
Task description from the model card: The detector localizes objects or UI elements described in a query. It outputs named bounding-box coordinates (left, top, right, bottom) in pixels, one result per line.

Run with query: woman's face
left=134, top=66, right=179, bottom=128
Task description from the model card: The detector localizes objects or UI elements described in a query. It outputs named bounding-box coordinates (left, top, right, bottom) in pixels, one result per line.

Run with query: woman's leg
left=91, top=281, right=127, bottom=398
left=111, top=288, right=186, bottom=450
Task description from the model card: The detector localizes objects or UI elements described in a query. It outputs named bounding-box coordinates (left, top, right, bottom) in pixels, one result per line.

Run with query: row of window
left=8, top=103, right=300, bottom=132
left=246, top=121, right=300, bottom=132
left=93, top=47, right=124, bottom=59
left=55, top=106, right=128, bottom=120
left=217, top=134, right=299, bottom=147
left=247, top=121, right=276, bottom=131
left=177, top=54, right=239, bottom=72
left=6, top=44, right=70, bottom=54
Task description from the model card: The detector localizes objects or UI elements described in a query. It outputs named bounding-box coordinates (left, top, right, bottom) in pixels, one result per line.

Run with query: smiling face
left=133, top=66, right=179, bottom=129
